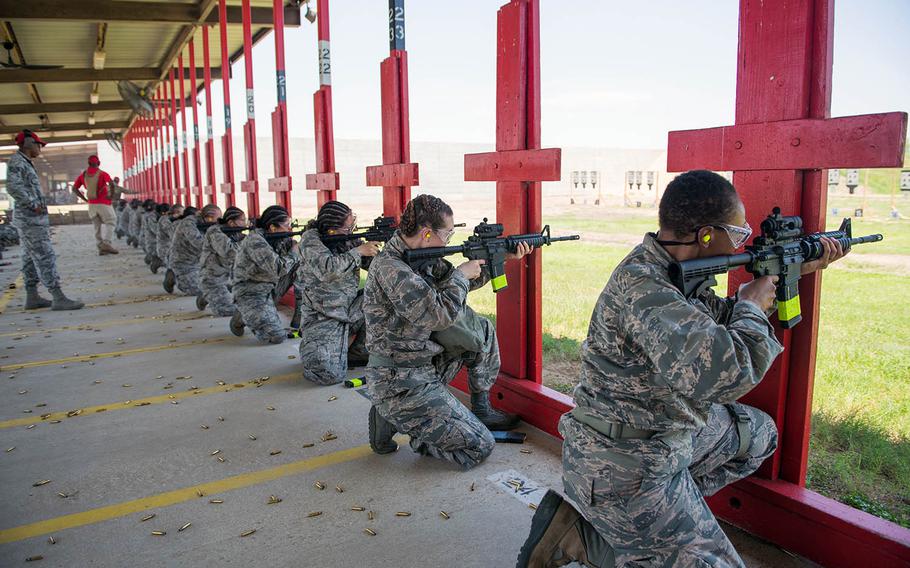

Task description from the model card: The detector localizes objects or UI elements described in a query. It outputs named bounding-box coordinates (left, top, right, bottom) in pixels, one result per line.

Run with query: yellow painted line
left=0, top=312, right=212, bottom=338
left=0, top=275, right=24, bottom=314
left=0, top=434, right=407, bottom=544
left=0, top=372, right=297, bottom=430
left=0, top=337, right=230, bottom=372
left=4, top=293, right=179, bottom=315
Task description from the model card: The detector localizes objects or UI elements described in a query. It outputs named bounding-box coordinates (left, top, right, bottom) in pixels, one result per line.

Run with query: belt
left=367, top=354, right=434, bottom=368
left=570, top=408, right=657, bottom=440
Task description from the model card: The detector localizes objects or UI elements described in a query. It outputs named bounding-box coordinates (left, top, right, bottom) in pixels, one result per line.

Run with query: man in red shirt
left=72, top=154, right=118, bottom=255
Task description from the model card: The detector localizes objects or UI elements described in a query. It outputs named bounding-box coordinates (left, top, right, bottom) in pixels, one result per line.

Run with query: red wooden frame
left=240, top=0, right=260, bottom=218
left=266, top=0, right=292, bottom=212
left=188, top=39, right=204, bottom=208
left=305, top=0, right=339, bottom=208
left=218, top=0, right=236, bottom=208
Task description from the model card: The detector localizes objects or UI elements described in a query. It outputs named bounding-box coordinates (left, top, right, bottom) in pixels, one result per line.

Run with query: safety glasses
left=435, top=227, right=455, bottom=244
left=714, top=222, right=752, bottom=249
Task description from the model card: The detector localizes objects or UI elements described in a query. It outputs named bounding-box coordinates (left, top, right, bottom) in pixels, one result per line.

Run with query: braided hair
left=659, top=170, right=741, bottom=235
left=399, top=194, right=453, bottom=237
left=257, top=205, right=289, bottom=230
left=305, top=201, right=352, bottom=234
left=219, top=206, right=245, bottom=225
left=180, top=206, right=198, bottom=220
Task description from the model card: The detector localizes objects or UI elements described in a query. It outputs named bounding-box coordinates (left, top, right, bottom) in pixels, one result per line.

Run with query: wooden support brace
left=668, top=112, right=908, bottom=172
left=219, top=182, right=234, bottom=195
left=464, top=148, right=561, bottom=182
left=267, top=177, right=291, bottom=193
left=305, top=173, right=340, bottom=192
left=365, top=163, right=419, bottom=188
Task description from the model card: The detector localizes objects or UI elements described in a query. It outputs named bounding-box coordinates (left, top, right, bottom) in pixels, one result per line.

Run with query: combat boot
left=515, top=490, right=615, bottom=568
left=163, top=269, right=176, bottom=294
left=472, top=391, right=520, bottom=430
left=369, top=406, right=399, bottom=455
left=24, top=286, right=52, bottom=310
left=229, top=311, right=245, bottom=336
left=49, top=288, right=84, bottom=311
left=196, top=294, right=208, bottom=311
left=99, top=242, right=119, bottom=255
left=149, top=257, right=161, bottom=274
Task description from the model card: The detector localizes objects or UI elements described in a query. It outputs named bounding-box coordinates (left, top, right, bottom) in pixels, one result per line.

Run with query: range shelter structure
left=4, top=1, right=909, bottom=566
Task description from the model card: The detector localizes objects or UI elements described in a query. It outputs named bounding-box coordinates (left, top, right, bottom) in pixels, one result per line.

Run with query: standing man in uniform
left=5, top=130, right=84, bottom=311
left=516, top=170, right=847, bottom=567
left=71, top=154, right=119, bottom=255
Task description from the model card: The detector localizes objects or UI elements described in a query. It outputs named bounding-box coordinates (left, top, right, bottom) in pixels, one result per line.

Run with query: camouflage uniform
left=157, top=215, right=175, bottom=267
left=130, top=207, right=144, bottom=248
left=295, top=229, right=369, bottom=385
left=560, top=233, right=783, bottom=567
left=231, top=230, right=299, bottom=343
left=201, top=225, right=243, bottom=316
left=363, top=233, right=498, bottom=470
left=143, top=211, right=161, bottom=265
left=5, top=151, right=60, bottom=290
left=116, top=205, right=131, bottom=239
left=169, top=216, right=204, bottom=295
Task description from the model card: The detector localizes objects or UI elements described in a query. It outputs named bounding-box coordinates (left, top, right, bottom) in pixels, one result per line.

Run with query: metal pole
left=241, top=0, right=260, bottom=218
left=219, top=0, right=236, bottom=208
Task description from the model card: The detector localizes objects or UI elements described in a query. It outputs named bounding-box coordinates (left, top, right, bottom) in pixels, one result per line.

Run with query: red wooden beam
left=266, top=0, right=292, bottom=210
left=368, top=1, right=416, bottom=221
left=365, top=163, right=419, bottom=187
left=202, top=25, right=218, bottom=206
left=178, top=56, right=191, bottom=205
left=464, top=148, right=561, bottom=182
left=240, top=0, right=260, bottom=218
left=188, top=39, right=204, bottom=207
left=305, top=0, right=339, bottom=208
left=218, top=0, right=236, bottom=207
left=668, top=112, right=907, bottom=172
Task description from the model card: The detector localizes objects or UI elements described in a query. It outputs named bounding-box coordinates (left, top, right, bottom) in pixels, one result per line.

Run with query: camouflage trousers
left=560, top=402, right=777, bottom=568
left=234, top=282, right=286, bottom=343
left=172, top=263, right=201, bottom=296
left=366, top=308, right=500, bottom=470
left=201, top=273, right=235, bottom=316
left=13, top=215, right=60, bottom=291
left=298, top=295, right=368, bottom=386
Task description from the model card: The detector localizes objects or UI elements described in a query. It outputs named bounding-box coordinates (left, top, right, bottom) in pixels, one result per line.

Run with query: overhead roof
left=0, top=0, right=302, bottom=146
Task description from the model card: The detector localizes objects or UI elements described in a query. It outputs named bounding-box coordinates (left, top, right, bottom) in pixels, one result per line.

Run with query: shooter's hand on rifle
left=506, top=241, right=533, bottom=261
left=738, top=275, right=778, bottom=313
left=800, top=236, right=847, bottom=275
left=457, top=259, right=486, bottom=280
left=356, top=241, right=381, bottom=257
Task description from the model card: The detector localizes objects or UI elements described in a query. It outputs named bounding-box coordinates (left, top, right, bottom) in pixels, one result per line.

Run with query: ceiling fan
left=117, top=80, right=155, bottom=117
left=0, top=41, right=64, bottom=70
left=105, top=131, right=123, bottom=152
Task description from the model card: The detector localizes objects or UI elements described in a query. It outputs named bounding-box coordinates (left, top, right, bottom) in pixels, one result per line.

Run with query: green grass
left=459, top=207, right=910, bottom=527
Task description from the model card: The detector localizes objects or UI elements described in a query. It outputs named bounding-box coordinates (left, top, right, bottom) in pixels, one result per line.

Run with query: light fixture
left=88, top=114, right=96, bottom=126
left=86, top=130, right=94, bottom=138
left=93, top=49, right=106, bottom=70
left=90, top=91, right=100, bottom=104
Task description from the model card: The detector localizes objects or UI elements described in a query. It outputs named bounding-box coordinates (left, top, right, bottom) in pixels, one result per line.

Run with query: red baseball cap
left=15, top=129, right=47, bottom=147
left=88, top=155, right=100, bottom=166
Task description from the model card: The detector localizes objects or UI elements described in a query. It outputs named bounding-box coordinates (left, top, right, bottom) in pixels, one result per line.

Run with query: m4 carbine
left=320, top=216, right=466, bottom=247
left=668, top=207, right=883, bottom=328
left=402, top=218, right=580, bottom=292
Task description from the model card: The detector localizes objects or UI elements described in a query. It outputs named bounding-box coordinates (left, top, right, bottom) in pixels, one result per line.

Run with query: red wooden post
left=240, top=0, right=261, bottom=218
left=188, top=39, right=204, bottom=207
left=267, top=0, right=292, bottom=212
left=666, top=0, right=908, bottom=565
left=157, top=85, right=170, bottom=201
left=366, top=0, right=418, bottom=221
left=218, top=0, right=236, bottom=208
left=178, top=56, right=192, bottom=206
left=305, top=0, right=340, bottom=207
left=162, top=78, right=175, bottom=203
left=168, top=69, right=182, bottom=205
left=141, top=119, right=150, bottom=199
left=202, top=25, right=218, bottom=206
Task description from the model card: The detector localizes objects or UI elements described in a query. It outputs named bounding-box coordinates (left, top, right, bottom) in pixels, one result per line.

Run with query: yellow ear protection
left=424, top=232, right=431, bottom=240
left=702, top=234, right=711, bottom=244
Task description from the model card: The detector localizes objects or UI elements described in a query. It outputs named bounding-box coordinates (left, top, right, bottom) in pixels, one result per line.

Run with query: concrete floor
left=0, top=226, right=814, bottom=567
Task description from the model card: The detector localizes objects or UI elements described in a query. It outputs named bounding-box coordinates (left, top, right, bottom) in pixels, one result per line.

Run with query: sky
left=204, top=0, right=909, bottom=152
